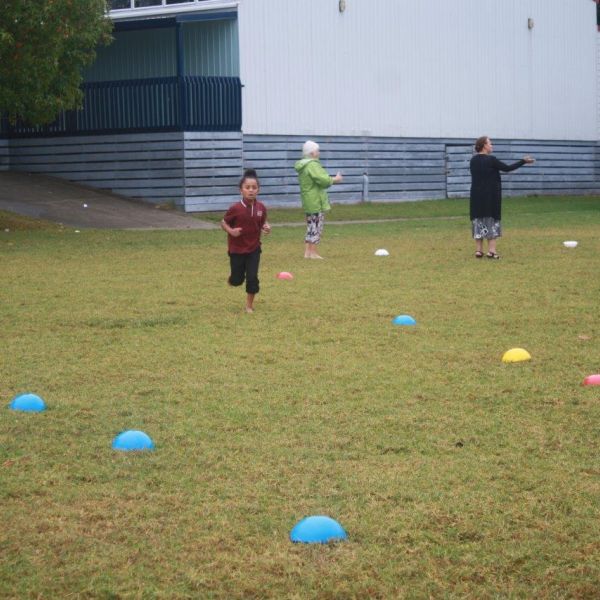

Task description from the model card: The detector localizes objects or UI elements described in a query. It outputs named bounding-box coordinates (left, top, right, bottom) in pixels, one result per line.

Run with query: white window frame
left=109, top=0, right=238, bottom=20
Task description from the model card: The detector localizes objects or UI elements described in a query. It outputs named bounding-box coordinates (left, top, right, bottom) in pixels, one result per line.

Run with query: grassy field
left=197, top=195, right=599, bottom=224
left=1, top=196, right=599, bottom=599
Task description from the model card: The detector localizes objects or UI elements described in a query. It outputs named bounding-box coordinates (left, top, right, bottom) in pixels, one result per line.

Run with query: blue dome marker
left=392, top=314, right=416, bottom=326
left=9, top=393, right=46, bottom=412
left=290, top=515, right=348, bottom=544
left=112, top=430, right=155, bottom=451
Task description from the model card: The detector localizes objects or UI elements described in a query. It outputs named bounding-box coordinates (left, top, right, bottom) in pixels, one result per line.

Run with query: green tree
left=0, top=0, right=112, bottom=126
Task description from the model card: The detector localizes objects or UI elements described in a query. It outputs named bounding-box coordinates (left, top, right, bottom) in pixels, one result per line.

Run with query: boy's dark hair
left=240, top=168, right=259, bottom=188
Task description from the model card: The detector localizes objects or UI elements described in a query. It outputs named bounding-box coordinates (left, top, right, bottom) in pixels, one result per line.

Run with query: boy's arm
left=221, top=219, right=242, bottom=237
left=261, top=207, right=270, bottom=234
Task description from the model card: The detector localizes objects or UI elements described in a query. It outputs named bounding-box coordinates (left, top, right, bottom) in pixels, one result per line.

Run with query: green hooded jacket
left=294, top=158, right=333, bottom=214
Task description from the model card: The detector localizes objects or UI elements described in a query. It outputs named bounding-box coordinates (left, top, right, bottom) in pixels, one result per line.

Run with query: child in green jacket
left=294, top=140, right=342, bottom=259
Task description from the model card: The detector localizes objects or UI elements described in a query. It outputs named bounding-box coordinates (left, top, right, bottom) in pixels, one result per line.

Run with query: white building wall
left=597, top=21, right=600, bottom=140
left=238, top=0, right=598, bottom=140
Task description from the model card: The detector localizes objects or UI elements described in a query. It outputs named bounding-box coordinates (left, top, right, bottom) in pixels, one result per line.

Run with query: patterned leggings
left=305, top=212, right=325, bottom=244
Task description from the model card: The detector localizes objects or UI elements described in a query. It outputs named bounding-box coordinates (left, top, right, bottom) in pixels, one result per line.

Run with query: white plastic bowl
left=563, top=241, right=578, bottom=248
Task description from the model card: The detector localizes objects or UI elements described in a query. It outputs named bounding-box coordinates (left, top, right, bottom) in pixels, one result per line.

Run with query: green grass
left=1, top=197, right=600, bottom=598
left=0, top=209, right=65, bottom=231
left=197, top=195, right=600, bottom=224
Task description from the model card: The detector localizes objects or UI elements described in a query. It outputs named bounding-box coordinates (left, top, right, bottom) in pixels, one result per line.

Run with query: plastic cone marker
left=375, top=249, right=389, bottom=256
left=502, top=348, right=531, bottom=363
left=112, top=430, right=155, bottom=451
left=290, top=516, right=347, bottom=544
left=277, top=272, right=294, bottom=280
left=392, top=315, right=416, bottom=326
left=583, top=374, right=600, bottom=386
left=563, top=241, right=578, bottom=248
left=9, top=393, right=46, bottom=412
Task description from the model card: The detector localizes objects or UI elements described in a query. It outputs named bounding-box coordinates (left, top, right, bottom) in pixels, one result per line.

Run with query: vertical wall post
left=361, top=173, right=369, bottom=202
left=175, top=21, right=186, bottom=129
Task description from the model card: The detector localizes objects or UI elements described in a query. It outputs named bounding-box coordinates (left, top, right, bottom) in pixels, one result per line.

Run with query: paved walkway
left=0, top=171, right=216, bottom=230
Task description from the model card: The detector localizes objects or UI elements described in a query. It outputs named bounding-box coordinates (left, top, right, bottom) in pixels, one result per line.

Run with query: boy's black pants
left=229, top=247, right=261, bottom=294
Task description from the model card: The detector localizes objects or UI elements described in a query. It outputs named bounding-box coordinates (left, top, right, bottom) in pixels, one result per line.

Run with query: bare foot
left=245, top=306, right=254, bottom=313
left=310, top=254, right=324, bottom=259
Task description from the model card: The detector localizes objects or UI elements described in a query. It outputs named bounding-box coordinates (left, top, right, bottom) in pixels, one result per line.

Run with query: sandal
left=475, top=251, right=484, bottom=258
left=486, top=252, right=501, bottom=260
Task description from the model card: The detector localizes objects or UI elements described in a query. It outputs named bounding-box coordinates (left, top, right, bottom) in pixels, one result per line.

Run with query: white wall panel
left=597, top=25, right=600, bottom=140
left=238, top=0, right=598, bottom=140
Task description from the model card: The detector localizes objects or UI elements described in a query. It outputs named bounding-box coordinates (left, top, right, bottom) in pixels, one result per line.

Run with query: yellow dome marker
left=502, top=348, right=531, bottom=362
left=502, top=348, right=532, bottom=363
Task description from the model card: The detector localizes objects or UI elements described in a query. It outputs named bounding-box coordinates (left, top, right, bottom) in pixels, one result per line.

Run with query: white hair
left=302, top=140, right=320, bottom=157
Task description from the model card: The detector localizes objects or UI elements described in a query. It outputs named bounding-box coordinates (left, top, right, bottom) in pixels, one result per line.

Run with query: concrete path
left=0, top=171, right=216, bottom=230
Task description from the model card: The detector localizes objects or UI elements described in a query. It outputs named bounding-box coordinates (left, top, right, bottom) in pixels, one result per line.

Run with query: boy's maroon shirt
left=223, top=199, right=267, bottom=254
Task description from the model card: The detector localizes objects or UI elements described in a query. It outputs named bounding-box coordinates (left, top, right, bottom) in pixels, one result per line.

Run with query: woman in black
left=470, top=136, right=534, bottom=259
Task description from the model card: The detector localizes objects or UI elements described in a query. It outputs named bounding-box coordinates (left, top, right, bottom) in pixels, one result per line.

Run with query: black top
left=469, top=154, right=525, bottom=220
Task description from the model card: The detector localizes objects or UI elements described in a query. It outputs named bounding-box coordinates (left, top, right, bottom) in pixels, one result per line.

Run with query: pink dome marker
left=583, top=374, right=600, bottom=386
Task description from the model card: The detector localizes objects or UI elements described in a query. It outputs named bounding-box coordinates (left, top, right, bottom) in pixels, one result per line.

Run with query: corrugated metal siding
left=184, top=20, right=239, bottom=76
left=525, top=0, right=597, bottom=141
left=238, top=0, right=598, bottom=141
left=597, top=30, right=600, bottom=140
left=84, top=20, right=239, bottom=82
left=597, top=21, right=600, bottom=185
left=84, top=29, right=176, bottom=81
